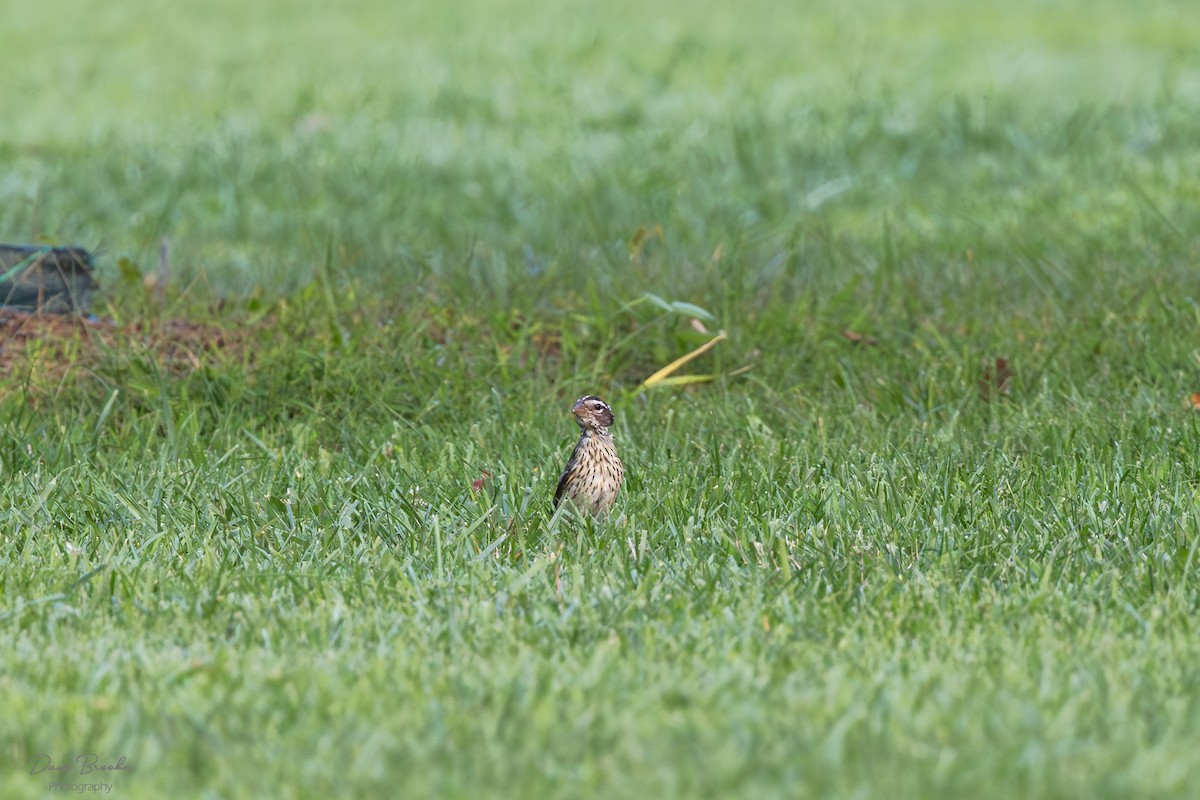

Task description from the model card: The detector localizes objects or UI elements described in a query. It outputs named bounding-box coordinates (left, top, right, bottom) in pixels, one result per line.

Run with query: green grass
left=3, top=0, right=1200, bottom=797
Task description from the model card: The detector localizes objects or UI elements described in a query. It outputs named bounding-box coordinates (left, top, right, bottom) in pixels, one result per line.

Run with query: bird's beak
left=570, top=399, right=586, bottom=417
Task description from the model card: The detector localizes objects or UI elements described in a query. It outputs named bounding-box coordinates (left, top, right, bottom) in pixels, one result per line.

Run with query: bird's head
left=571, top=395, right=614, bottom=432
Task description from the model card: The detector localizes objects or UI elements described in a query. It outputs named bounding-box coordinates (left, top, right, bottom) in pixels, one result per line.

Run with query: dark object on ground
left=0, top=244, right=98, bottom=312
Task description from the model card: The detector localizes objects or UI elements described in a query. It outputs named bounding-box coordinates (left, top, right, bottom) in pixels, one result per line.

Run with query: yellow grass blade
left=640, top=331, right=727, bottom=389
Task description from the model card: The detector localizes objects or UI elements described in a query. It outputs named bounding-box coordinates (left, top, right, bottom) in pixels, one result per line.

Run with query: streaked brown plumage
left=554, top=395, right=624, bottom=517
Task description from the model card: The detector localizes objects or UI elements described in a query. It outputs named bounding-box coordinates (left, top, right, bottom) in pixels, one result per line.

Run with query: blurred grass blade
left=639, top=292, right=716, bottom=320
left=669, top=301, right=716, bottom=321
left=647, top=373, right=722, bottom=386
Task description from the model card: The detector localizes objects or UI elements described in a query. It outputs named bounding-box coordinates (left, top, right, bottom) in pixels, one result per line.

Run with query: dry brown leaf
left=979, top=357, right=1014, bottom=402
left=840, top=329, right=878, bottom=346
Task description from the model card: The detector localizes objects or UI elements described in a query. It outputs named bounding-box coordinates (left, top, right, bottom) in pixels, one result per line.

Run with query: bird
left=554, top=395, right=625, bottom=517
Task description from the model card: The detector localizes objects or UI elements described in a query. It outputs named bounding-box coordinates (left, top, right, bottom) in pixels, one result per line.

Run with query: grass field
left=3, top=0, right=1200, bottom=797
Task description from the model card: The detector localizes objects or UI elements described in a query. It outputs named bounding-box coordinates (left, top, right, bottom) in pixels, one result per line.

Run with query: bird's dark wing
left=554, top=442, right=581, bottom=507
left=553, top=473, right=568, bottom=507
left=554, top=463, right=572, bottom=507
